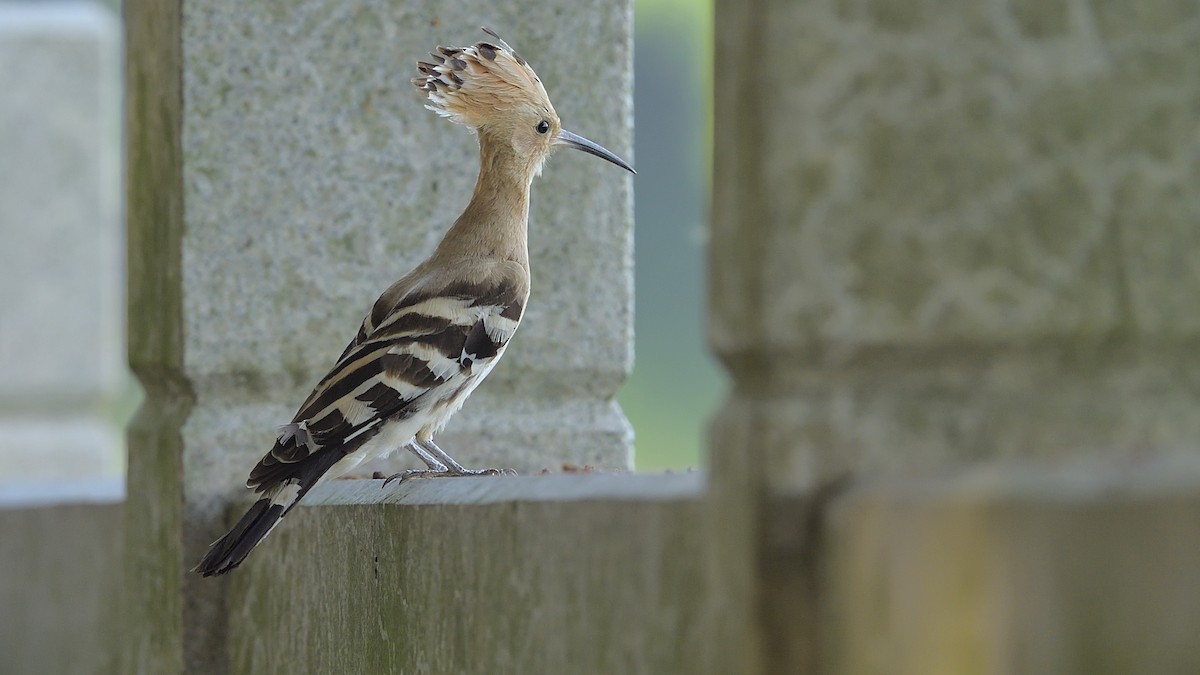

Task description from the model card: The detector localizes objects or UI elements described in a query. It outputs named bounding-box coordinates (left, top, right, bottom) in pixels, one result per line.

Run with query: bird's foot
left=381, top=466, right=516, bottom=488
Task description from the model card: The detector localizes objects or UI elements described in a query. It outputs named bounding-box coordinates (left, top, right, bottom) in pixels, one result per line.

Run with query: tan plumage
left=419, top=28, right=550, bottom=129
left=194, top=28, right=634, bottom=576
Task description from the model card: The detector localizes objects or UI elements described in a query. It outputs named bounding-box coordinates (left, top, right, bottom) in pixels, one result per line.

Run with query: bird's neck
left=436, top=133, right=534, bottom=267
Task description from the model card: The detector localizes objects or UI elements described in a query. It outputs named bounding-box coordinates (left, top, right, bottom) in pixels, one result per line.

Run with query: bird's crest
left=414, top=28, right=555, bottom=130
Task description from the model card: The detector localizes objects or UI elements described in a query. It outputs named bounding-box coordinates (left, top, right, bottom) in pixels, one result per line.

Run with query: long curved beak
left=555, top=129, right=636, bottom=174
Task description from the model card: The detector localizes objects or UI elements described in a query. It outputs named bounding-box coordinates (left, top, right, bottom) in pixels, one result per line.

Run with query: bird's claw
left=381, top=469, right=432, bottom=488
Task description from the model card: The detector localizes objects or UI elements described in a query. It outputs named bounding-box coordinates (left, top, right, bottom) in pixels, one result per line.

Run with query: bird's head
left=414, top=28, right=634, bottom=177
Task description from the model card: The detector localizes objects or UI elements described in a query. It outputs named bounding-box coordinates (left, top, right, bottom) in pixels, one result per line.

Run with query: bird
left=194, top=27, right=634, bottom=576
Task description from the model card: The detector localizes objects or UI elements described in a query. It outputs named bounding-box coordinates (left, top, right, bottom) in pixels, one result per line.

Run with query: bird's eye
left=535, top=120, right=550, bottom=134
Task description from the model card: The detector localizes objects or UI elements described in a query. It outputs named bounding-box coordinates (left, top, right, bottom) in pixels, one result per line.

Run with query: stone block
left=708, top=0, right=1200, bottom=487
left=0, top=1, right=121, bottom=400
left=229, top=474, right=706, bottom=675
left=825, top=461, right=1200, bottom=674
left=711, top=0, right=1200, bottom=357
left=0, top=1, right=123, bottom=479
left=0, top=481, right=124, bottom=675
left=707, top=2, right=1200, bottom=671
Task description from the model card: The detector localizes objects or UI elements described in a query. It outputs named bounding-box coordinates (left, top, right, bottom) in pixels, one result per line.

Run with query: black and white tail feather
left=191, top=446, right=350, bottom=576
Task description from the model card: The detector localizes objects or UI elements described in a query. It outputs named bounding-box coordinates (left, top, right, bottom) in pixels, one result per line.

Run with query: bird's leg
left=418, top=438, right=516, bottom=477
left=381, top=439, right=516, bottom=487
left=381, top=442, right=451, bottom=488
left=407, top=441, right=450, bottom=471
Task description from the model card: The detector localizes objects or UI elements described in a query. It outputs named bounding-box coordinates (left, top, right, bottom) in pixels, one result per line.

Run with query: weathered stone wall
left=711, top=0, right=1200, bottom=491
left=825, top=460, right=1200, bottom=674
left=0, top=485, right=124, bottom=675
left=708, top=0, right=1200, bottom=672
left=230, top=474, right=706, bottom=675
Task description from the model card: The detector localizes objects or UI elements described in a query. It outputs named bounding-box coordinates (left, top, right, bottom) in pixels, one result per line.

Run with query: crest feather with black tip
left=413, top=27, right=556, bottom=130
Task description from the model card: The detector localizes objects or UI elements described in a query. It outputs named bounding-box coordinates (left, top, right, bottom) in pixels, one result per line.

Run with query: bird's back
left=250, top=255, right=529, bottom=493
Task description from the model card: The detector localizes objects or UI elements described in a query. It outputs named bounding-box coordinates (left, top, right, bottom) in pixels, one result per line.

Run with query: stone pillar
left=124, top=1, right=633, bottom=672
left=708, top=0, right=1200, bottom=672
left=0, top=5, right=125, bottom=674
left=0, top=2, right=122, bottom=480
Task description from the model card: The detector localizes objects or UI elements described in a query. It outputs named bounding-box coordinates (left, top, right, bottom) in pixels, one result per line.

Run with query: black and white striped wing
left=246, top=275, right=525, bottom=493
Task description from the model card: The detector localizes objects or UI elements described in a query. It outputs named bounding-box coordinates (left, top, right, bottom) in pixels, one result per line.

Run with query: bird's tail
left=194, top=435, right=368, bottom=576
left=192, top=488, right=295, bottom=577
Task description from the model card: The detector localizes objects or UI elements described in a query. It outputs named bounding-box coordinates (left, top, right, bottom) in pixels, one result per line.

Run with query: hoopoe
left=194, top=28, right=633, bottom=576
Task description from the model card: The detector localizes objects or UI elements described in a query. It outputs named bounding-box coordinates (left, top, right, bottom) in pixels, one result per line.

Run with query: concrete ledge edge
left=298, top=471, right=706, bottom=507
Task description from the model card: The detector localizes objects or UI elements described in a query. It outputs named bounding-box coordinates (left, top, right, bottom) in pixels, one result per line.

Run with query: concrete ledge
left=229, top=473, right=707, bottom=675
left=300, top=471, right=703, bottom=506
left=0, top=483, right=124, bottom=675
left=824, top=459, right=1200, bottom=674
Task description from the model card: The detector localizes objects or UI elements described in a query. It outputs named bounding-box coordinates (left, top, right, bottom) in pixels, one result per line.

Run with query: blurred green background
left=624, top=0, right=721, bottom=470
